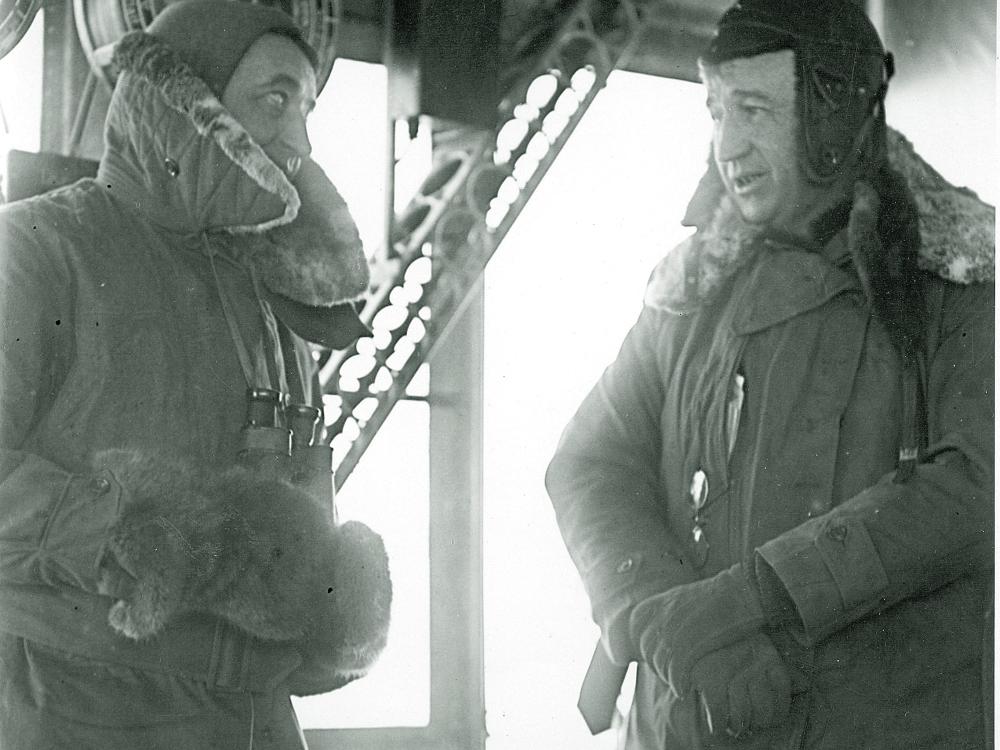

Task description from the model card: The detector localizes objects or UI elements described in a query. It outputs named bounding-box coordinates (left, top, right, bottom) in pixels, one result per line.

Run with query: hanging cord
left=249, top=265, right=291, bottom=398
left=893, top=349, right=925, bottom=484
left=206, top=236, right=257, bottom=389
left=246, top=692, right=256, bottom=750
left=206, top=234, right=294, bottom=406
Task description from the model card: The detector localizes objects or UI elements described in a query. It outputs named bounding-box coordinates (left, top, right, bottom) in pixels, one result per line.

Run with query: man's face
left=222, top=34, right=317, bottom=179
left=701, top=50, right=830, bottom=236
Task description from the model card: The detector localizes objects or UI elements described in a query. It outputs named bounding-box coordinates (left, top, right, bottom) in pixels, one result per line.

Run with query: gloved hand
left=690, top=632, right=792, bottom=741
left=94, top=449, right=392, bottom=664
left=628, top=563, right=765, bottom=697
left=287, top=520, right=392, bottom=696
left=95, top=449, right=231, bottom=640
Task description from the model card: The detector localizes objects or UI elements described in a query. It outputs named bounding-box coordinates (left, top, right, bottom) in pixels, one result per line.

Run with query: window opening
left=0, top=6, right=42, bottom=200
left=482, top=70, right=708, bottom=750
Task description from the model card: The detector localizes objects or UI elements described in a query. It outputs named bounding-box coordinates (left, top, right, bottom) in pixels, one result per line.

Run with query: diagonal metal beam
left=322, top=0, right=641, bottom=490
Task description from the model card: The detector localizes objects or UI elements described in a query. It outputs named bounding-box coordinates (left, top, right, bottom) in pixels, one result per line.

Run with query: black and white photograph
left=0, top=1, right=994, bottom=748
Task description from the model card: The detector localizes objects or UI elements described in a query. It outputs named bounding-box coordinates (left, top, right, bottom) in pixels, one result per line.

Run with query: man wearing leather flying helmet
left=547, top=0, right=994, bottom=748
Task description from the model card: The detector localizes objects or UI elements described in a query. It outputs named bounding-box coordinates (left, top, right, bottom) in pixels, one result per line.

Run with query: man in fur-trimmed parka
left=547, top=1, right=994, bottom=748
left=0, top=1, right=390, bottom=747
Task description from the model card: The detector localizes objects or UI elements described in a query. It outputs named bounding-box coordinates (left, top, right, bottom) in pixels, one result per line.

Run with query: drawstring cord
left=204, top=234, right=289, bottom=397
left=250, top=265, right=291, bottom=398
left=893, top=349, right=926, bottom=484
left=247, top=692, right=256, bottom=750
left=204, top=237, right=281, bottom=750
left=206, top=236, right=257, bottom=389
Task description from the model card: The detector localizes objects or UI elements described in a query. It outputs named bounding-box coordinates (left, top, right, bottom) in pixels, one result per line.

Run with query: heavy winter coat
left=0, top=27, right=385, bottom=731
left=546, top=132, right=994, bottom=750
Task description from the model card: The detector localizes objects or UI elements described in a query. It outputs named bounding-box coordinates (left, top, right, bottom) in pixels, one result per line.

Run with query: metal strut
left=322, top=0, right=641, bottom=490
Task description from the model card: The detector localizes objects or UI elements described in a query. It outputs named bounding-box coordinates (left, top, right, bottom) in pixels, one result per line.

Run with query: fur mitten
left=94, top=449, right=391, bottom=676
left=287, top=520, right=392, bottom=695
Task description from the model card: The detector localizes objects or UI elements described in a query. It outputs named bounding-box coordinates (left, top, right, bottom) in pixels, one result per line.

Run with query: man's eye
left=263, top=92, right=288, bottom=109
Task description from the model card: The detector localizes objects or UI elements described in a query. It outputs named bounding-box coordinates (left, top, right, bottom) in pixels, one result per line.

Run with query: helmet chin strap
left=801, top=111, right=882, bottom=191
left=800, top=51, right=894, bottom=186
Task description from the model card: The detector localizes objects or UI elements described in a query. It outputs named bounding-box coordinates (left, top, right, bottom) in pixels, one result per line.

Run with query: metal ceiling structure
left=335, top=0, right=731, bottom=80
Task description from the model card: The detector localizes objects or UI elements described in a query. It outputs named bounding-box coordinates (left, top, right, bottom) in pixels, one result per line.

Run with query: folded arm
left=754, top=280, right=994, bottom=644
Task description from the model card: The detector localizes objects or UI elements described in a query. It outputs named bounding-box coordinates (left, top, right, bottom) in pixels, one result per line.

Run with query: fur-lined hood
left=646, top=129, right=995, bottom=321
left=98, top=31, right=369, bottom=307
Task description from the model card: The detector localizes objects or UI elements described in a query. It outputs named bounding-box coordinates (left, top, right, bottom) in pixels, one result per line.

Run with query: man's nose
left=285, top=112, right=312, bottom=159
left=714, top=114, right=750, bottom=164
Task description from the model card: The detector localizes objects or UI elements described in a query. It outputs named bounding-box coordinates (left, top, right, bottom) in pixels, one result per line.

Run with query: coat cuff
left=588, top=549, right=686, bottom=665
left=754, top=516, right=889, bottom=644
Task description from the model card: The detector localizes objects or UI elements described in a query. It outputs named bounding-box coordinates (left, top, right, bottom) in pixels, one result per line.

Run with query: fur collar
left=107, top=32, right=368, bottom=306
left=644, top=194, right=761, bottom=314
left=646, top=128, right=995, bottom=325
left=886, top=130, right=995, bottom=285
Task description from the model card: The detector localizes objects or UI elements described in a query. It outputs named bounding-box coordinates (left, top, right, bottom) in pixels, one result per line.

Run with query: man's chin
left=731, top=199, right=772, bottom=227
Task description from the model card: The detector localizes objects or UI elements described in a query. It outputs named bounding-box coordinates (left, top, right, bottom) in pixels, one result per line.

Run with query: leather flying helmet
left=701, top=0, right=894, bottom=183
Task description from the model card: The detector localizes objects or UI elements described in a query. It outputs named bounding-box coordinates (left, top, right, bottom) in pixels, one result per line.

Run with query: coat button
left=163, top=157, right=181, bottom=178
left=616, top=558, right=634, bottom=574
left=826, top=524, right=848, bottom=543
left=91, top=476, right=111, bottom=495
left=807, top=499, right=827, bottom=518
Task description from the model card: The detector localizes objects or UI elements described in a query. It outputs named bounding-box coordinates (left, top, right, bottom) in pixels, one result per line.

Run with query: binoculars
left=237, top=387, right=335, bottom=521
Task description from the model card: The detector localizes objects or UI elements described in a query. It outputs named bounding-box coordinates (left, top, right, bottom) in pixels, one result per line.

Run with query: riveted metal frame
left=305, top=287, right=486, bottom=750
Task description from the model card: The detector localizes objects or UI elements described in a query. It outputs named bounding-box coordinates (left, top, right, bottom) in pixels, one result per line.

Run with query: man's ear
left=683, top=151, right=726, bottom=229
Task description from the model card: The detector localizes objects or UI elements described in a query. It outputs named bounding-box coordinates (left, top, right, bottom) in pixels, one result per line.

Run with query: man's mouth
left=285, top=156, right=303, bottom=178
left=731, top=171, right=767, bottom=193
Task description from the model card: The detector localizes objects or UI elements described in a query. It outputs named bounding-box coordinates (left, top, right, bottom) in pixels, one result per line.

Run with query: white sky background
left=0, top=11, right=995, bottom=749
left=481, top=70, right=708, bottom=750
left=0, top=17, right=42, bottom=193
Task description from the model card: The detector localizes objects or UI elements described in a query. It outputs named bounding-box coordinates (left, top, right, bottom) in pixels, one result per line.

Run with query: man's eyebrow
left=729, top=88, right=777, bottom=103
left=704, top=87, right=775, bottom=108
left=261, top=73, right=300, bottom=90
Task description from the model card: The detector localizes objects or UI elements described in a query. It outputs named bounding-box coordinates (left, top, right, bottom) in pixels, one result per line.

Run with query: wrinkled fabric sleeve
left=545, top=305, right=698, bottom=665
left=755, top=280, right=994, bottom=645
left=0, top=207, right=120, bottom=593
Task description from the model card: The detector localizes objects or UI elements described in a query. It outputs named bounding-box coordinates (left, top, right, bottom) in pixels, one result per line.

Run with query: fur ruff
left=232, top=159, right=371, bottom=305
left=646, top=128, right=995, bottom=323
left=113, top=32, right=299, bottom=234
left=113, top=32, right=369, bottom=306
left=94, top=449, right=391, bottom=685
left=847, top=165, right=925, bottom=356
left=644, top=193, right=761, bottom=314
left=886, top=129, right=995, bottom=285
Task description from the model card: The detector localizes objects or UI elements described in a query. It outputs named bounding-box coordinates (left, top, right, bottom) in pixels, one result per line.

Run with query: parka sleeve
left=0, top=205, right=123, bottom=593
left=545, top=304, right=699, bottom=665
left=754, top=279, right=994, bottom=645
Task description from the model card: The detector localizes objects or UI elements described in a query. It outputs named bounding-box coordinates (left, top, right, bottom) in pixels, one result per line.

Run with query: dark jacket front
left=0, top=31, right=373, bottom=699
left=546, top=132, right=994, bottom=749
